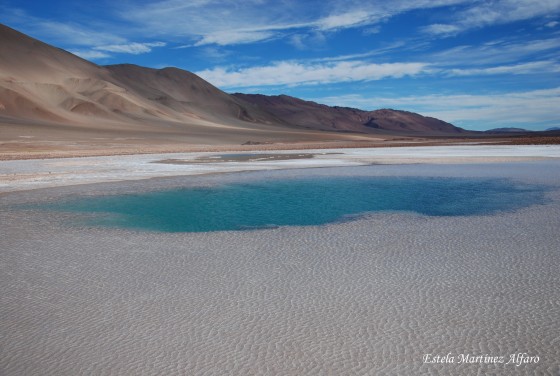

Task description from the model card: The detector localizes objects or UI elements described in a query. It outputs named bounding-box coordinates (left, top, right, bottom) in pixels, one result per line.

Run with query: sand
left=1, top=159, right=559, bottom=375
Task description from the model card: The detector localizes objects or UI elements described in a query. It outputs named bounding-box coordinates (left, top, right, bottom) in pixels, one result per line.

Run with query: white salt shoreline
left=1, top=144, right=559, bottom=193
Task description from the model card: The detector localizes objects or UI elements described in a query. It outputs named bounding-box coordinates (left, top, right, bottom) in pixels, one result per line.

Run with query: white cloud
left=428, top=37, right=560, bottom=66
left=289, top=35, right=307, bottom=50
left=120, top=0, right=305, bottom=46
left=1, top=10, right=126, bottom=47
left=362, top=26, right=381, bottom=35
left=12, top=0, right=552, bottom=51
left=422, top=23, right=460, bottom=35
left=196, top=47, right=233, bottom=61
left=195, top=51, right=558, bottom=91
left=95, top=42, right=166, bottom=54
left=119, top=0, right=471, bottom=46
left=288, top=32, right=327, bottom=50
left=0, top=7, right=125, bottom=46
left=545, top=20, right=559, bottom=27
left=194, top=31, right=275, bottom=46
left=34, top=21, right=125, bottom=45
left=314, top=87, right=560, bottom=130
left=446, top=60, right=560, bottom=76
left=316, top=10, right=375, bottom=30
left=5, top=0, right=557, bottom=54
left=1, top=6, right=167, bottom=57
left=196, top=60, right=428, bottom=88
left=315, top=42, right=409, bottom=62
left=70, top=50, right=111, bottom=60
left=425, top=0, right=560, bottom=35
left=68, top=42, right=167, bottom=59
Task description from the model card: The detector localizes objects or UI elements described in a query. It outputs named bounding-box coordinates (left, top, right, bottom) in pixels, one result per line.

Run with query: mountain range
left=0, top=23, right=466, bottom=154
left=233, top=93, right=463, bottom=134
left=484, top=127, right=532, bottom=133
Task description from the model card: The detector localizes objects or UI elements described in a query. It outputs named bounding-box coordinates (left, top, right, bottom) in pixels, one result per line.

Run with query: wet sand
left=1, top=162, right=559, bottom=375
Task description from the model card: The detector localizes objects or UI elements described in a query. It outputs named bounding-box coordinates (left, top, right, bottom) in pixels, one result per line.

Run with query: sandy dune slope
left=1, top=24, right=351, bottom=149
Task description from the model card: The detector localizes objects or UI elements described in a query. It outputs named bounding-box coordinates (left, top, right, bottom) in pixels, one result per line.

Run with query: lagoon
left=42, top=176, right=547, bottom=232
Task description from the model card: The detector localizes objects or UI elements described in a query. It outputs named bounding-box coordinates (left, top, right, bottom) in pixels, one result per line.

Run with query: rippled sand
left=1, top=162, right=559, bottom=375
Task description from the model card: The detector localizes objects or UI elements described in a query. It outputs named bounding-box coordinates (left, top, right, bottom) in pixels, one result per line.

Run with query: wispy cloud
left=314, top=87, right=560, bottom=130
left=2, top=10, right=126, bottom=47
left=427, top=37, right=560, bottom=66
left=5, top=0, right=557, bottom=54
left=445, top=60, right=560, bottom=76
left=95, top=42, right=166, bottom=54
left=288, top=32, right=327, bottom=50
left=422, top=24, right=460, bottom=36
left=196, top=50, right=558, bottom=89
left=1, top=6, right=163, bottom=60
left=35, top=21, right=124, bottom=45
left=196, top=60, right=428, bottom=88
left=424, top=0, right=560, bottom=36
left=0, top=6, right=125, bottom=45
left=70, top=50, right=111, bottom=60
left=119, top=0, right=303, bottom=46
left=68, top=42, right=166, bottom=61
left=195, top=47, right=233, bottom=62
left=193, top=31, right=276, bottom=46
left=316, top=10, right=378, bottom=30
left=314, top=42, right=409, bottom=62
left=7, top=0, right=555, bottom=52
left=118, top=0, right=472, bottom=47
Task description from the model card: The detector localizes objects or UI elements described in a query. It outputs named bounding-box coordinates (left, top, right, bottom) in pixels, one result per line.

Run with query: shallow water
left=39, top=176, right=548, bottom=232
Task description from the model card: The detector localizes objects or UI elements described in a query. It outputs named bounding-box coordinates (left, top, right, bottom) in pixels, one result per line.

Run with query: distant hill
left=233, top=94, right=464, bottom=135
left=484, top=127, right=531, bottom=134
left=545, top=127, right=560, bottom=131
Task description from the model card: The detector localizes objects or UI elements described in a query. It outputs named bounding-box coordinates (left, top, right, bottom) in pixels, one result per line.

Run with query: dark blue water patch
left=38, top=176, right=548, bottom=233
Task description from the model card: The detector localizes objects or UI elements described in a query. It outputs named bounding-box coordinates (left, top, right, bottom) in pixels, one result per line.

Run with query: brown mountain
left=0, top=23, right=317, bottom=149
left=0, top=23, right=466, bottom=157
left=233, top=94, right=464, bottom=135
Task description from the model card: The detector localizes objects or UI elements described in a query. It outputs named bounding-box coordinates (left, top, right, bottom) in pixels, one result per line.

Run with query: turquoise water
left=43, top=177, right=547, bottom=232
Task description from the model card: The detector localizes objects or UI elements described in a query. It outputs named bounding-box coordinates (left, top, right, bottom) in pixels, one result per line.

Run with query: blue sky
left=2, top=0, right=560, bottom=130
